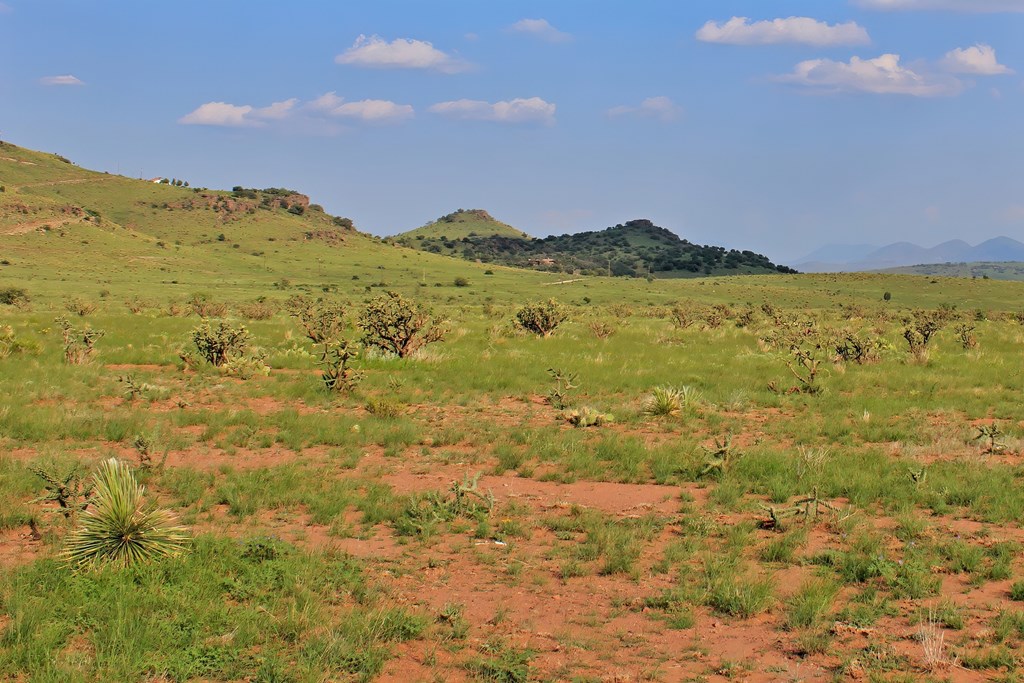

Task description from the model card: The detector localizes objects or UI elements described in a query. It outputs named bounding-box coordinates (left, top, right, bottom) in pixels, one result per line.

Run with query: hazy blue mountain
left=795, top=236, right=1024, bottom=272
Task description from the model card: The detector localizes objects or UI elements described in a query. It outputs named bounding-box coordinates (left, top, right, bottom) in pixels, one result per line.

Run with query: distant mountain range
left=794, top=237, right=1024, bottom=272
left=392, top=210, right=797, bottom=278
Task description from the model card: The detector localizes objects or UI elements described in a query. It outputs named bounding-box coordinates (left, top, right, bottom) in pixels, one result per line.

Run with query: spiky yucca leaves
left=644, top=385, right=700, bottom=417
left=644, top=386, right=682, bottom=416
left=63, top=458, right=188, bottom=569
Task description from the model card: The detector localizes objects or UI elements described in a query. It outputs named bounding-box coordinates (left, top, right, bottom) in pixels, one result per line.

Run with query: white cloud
left=507, top=18, right=572, bottom=43
left=181, top=94, right=414, bottom=128
left=332, top=100, right=413, bottom=123
left=335, top=35, right=470, bottom=73
left=307, top=92, right=414, bottom=122
left=855, top=0, right=1024, bottom=11
left=308, top=92, right=345, bottom=113
left=428, top=97, right=556, bottom=125
left=607, top=96, right=683, bottom=122
left=254, top=98, right=298, bottom=120
left=179, top=102, right=257, bottom=127
left=696, top=16, right=870, bottom=46
left=941, top=44, right=1013, bottom=74
left=775, top=53, right=962, bottom=96
left=40, top=74, right=84, bottom=86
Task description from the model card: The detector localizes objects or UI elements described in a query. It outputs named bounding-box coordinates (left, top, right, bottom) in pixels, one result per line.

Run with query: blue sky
left=2, top=0, right=1022, bottom=262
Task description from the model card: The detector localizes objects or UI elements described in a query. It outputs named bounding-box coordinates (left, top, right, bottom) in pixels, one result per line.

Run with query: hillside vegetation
left=394, top=211, right=797, bottom=278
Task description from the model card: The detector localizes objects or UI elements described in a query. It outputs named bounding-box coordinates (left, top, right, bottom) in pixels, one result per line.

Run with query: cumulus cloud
left=428, top=97, right=556, bottom=125
left=855, top=0, right=1024, bottom=11
left=607, top=96, right=683, bottom=122
left=40, top=74, right=84, bottom=86
left=179, top=102, right=257, bottom=127
left=507, top=18, right=572, bottom=43
left=941, top=44, right=1013, bottom=74
left=178, top=99, right=300, bottom=127
left=775, top=53, right=962, bottom=96
left=335, top=35, right=470, bottom=73
left=255, top=98, right=298, bottom=119
left=696, top=16, right=869, bottom=46
left=309, top=93, right=414, bottom=123
left=181, top=94, right=415, bottom=128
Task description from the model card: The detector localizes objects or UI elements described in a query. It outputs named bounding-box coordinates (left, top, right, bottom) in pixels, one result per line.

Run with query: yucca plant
left=63, top=458, right=188, bottom=569
left=644, top=385, right=700, bottom=417
left=644, top=386, right=682, bottom=417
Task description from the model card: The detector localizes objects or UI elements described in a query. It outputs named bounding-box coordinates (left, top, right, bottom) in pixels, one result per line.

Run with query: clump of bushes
left=56, top=316, right=103, bottom=365
left=0, top=286, right=30, bottom=307
left=288, top=295, right=363, bottom=392
left=188, top=293, right=229, bottom=318
left=237, top=297, right=276, bottom=321
left=185, top=321, right=268, bottom=378
left=64, top=297, right=97, bottom=317
left=516, top=299, right=567, bottom=337
left=358, top=291, right=446, bottom=358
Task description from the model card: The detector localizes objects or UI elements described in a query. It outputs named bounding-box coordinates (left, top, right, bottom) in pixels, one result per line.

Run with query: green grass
left=0, top=536, right=420, bottom=682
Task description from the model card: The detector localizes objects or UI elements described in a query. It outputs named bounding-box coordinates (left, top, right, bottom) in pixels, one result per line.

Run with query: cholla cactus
left=359, top=291, right=446, bottom=358
left=515, top=299, right=567, bottom=337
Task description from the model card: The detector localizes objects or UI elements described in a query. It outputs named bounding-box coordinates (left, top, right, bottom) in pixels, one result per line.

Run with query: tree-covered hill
left=393, top=213, right=796, bottom=278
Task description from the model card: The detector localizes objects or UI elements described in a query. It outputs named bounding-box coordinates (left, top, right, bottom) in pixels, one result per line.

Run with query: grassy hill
left=3, top=140, right=1024, bottom=313
left=0, top=143, right=569, bottom=304
left=395, top=208, right=531, bottom=243
left=392, top=212, right=797, bottom=278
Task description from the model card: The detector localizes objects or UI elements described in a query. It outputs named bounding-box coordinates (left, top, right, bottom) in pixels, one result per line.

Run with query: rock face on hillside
left=156, top=188, right=313, bottom=223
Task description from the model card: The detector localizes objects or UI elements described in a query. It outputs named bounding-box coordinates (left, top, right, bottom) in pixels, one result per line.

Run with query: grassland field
left=4, top=143, right=1024, bottom=682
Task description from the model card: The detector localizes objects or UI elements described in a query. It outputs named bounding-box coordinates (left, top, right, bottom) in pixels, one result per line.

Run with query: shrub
left=319, top=338, right=363, bottom=393
left=761, top=319, right=826, bottom=393
left=0, top=286, right=29, bottom=306
left=287, top=295, right=348, bottom=344
left=365, top=397, right=403, bottom=418
left=547, top=368, right=579, bottom=409
left=0, top=325, right=40, bottom=358
left=902, top=308, right=952, bottom=362
left=358, top=291, right=446, bottom=358
left=237, top=298, right=276, bottom=321
left=453, top=276, right=470, bottom=287
left=64, top=297, right=97, bottom=316
left=62, top=458, right=188, bottom=569
left=189, top=321, right=253, bottom=367
left=515, top=299, right=567, bottom=337
left=188, top=293, right=229, bottom=318
left=287, top=296, right=362, bottom=391
left=57, top=316, right=103, bottom=364
left=588, top=319, right=616, bottom=339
